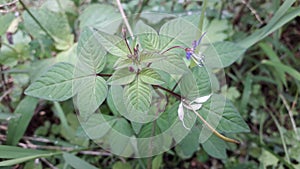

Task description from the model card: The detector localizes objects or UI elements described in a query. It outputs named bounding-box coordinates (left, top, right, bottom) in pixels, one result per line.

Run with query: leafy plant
left=23, top=11, right=252, bottom=159
left=0, top=0, right=299, bottom=168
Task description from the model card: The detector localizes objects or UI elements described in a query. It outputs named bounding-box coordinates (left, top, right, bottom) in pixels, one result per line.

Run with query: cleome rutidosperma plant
left=25, top=16, right=250, bottom=159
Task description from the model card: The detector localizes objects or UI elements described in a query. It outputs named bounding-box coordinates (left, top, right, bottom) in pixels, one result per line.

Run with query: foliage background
left=0, top=0, right=300, bottom=168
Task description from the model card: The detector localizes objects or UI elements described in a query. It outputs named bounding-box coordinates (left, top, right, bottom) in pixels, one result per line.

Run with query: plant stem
left=18, top=0, right=54, bottom=41
left=161, top=45, right=185, bottom=54
left=198, top=0, right=208, bottom=36
left=266, top=106, right=291, bottom=163
left=96, top=73, right=112, bottom=77
left=0, top=0, right=18, bottom=8
left=186, top=103, right=240, bottom=144
left=116, top=0, right=134, bottom=39
left=152, top=85, right=182, bottom=100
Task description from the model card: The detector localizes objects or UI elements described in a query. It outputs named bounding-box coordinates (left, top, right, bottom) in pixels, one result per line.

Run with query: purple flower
left=185, top=32, right=206, bottom=59
left=184, top=32, right=206, bottom=65
left=185, top=48, right=193, bottom=60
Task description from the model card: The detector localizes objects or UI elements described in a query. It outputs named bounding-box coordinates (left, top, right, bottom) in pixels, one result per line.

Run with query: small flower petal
left=185, top=48, right=193, bottom=60
left=191, top=94, right=212, bottom=104
left=178, top=102, right=184, bottom=121
left=188, top=103, right=203, bottom=110
left=178, top=102, right=190, bottom=130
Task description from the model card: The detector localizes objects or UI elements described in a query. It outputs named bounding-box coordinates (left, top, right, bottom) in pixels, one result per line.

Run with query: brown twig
left=152, top=85, right=182, bottom=100
left=40, top=158, right=58, bottom=169
left=0, top=0, right=18, bottom=8
left=0, top=87, right=13, bottom=101
left=241, top=0, right=264, bottom=25
left=279, top=94, right=299, bottom=140
left=19, top=140, right=76, bottom=151
left=96, top=73, right=112, bottom=77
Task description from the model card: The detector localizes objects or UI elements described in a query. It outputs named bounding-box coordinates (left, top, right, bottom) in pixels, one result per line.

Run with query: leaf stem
left=152, top=85, right=182, bottom=100
left=161, top=45, right=185, bottom=55
left=19, top=0, right=55, bottom=41
left=185, top=103, right=240, bottom=144
left=116, top=0, right=134, bottom=39
left=96, top=73, right=112, bottom=77
left=198, top=0, right=208, bottom=36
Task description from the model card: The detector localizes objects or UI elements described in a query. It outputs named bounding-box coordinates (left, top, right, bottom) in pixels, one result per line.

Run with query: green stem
left=198, top=0, right=208, bottom=36
left=266, top=107, right=291, bottom=163
left=19, top=0, right=54, bottom=41
left=0, top=42, right=19, bottom=54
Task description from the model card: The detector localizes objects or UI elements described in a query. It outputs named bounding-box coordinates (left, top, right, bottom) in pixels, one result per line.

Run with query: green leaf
left=106, top=87, right=121, bottom=116
left=259, top=43, right=287, bottom=87
left=0, top=31, right=31, bottom=66
left=63, top=152, right=98, bottom=169
left=131, top=122, right=143, bottom=135
left=151, top=54, right=188, bottom=75
left=42, top=0, right=77, bottom=14
left=23, top=8, right=74, bottom=50
left=262, top=60, right=300, bottom=82
left=202, top=134, right=228, bottom=159
left=199, top=94, right=250, bottom=134
left=108, top=118, right=135, bottom=157
left=77, top=27, right=107, bottom=74
left=25, top=62, right=75, bottom=101
left=0, top=154, right=55, bottom=167
left=191, top=66, right=212, bottom=96
left=93, top=28, right=128, bottom=58
left=79, top=114, right=117, bottom=140
left=152, top=155, right=163, bottom=169
left=107, top=68, right=136, bottom=85
left=56, top=43, right=78, bottom=65
left=175, top=126, right=200, bottom=159
left=135, top=21, right=159, bottom=51
left=139, top=68, right=164, bottom=85
left=140, top=52, right=165, bottom=64
left=113, top=58, right=133, bottom=69
left=179, top=70, right=200, bottom=101
left=0, top=145, right=49, bottom=159
left=123, top=78, right=152, bottom=113
left=159, top=17, right=200, bottom=50
left=75, top=76, right=108, bottom=119
left=79, top=4, right=122, bottom=34
left=239, top=0, right=298, bottom=48
left=52, top=102, right=74, bottom=138
left=259, top=149, right=279, bottom=167
left=0, top=13, right=14, bottom=35
left=6, top=97, right=38, bottom=146
left=240, top=74, right=253, bottom=112
left=203, top=41, right=246, bottom=68
left=28, top=58, right=56, bottom=82
left=112, top=161, right=132, bottom=169
left=204, top=19, right=231, bottom=43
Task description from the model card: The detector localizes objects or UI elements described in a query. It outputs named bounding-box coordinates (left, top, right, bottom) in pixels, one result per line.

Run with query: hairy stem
left=116, top=0, right=134, bottom=39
